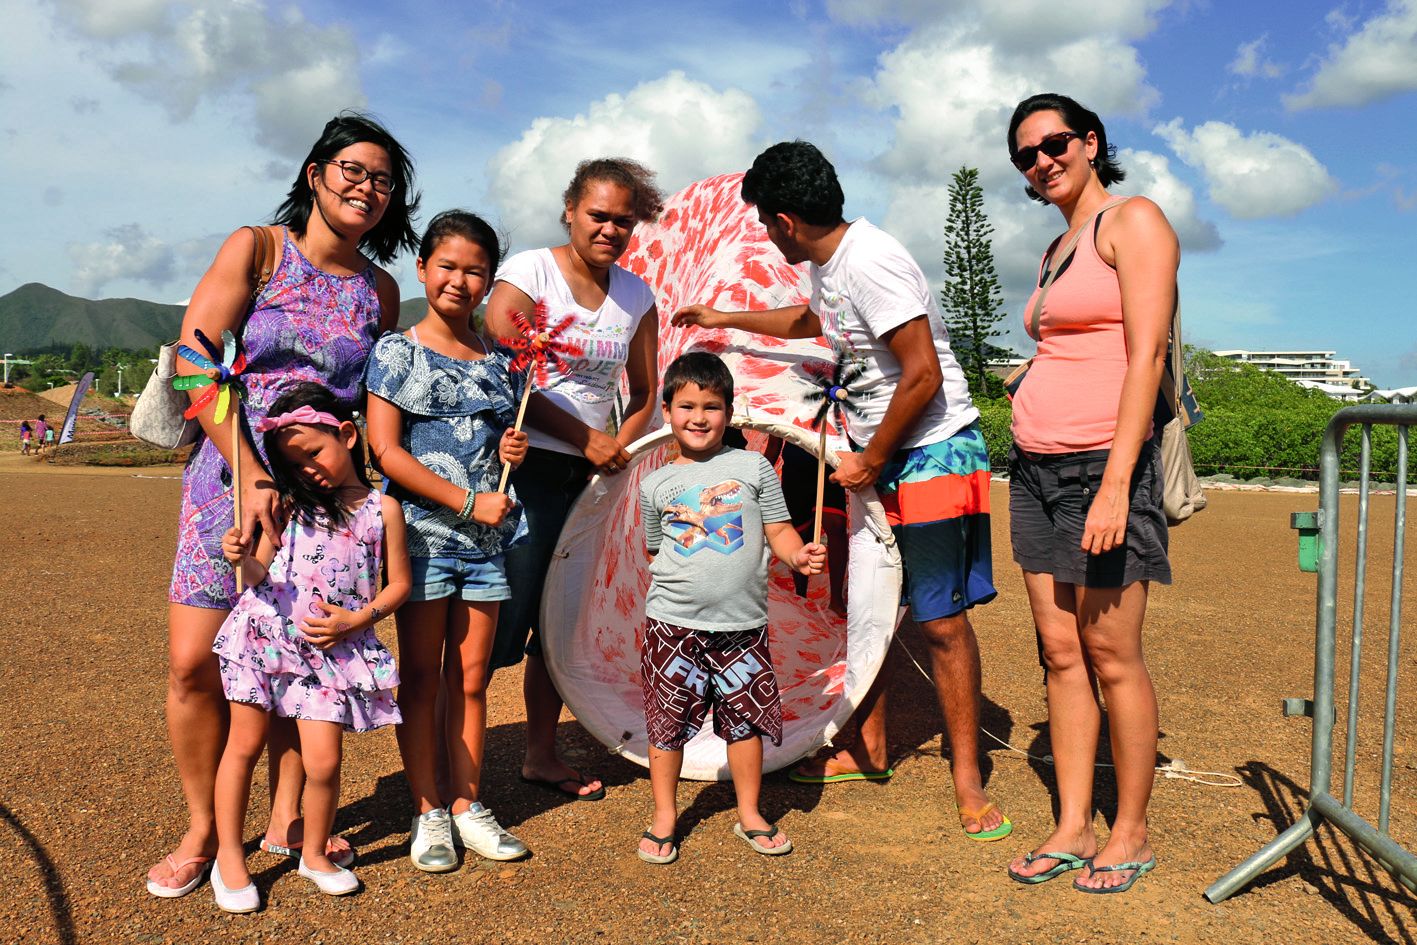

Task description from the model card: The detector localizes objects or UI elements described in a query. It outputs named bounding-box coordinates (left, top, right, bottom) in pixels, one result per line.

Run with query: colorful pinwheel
left=497, top=300, right=585, bottom=491
left=173, top=328, right=249, bottom=589
left=172, top=329, right=246, bottom=422
left=800, top=350, right=867, bottom=544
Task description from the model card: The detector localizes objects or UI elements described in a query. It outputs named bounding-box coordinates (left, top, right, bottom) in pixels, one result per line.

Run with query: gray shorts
left=1008, top=442, right=1171, bottom=588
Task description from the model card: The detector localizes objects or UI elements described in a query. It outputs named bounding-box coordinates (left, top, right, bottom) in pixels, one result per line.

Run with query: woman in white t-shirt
left=485, top=158, right=663, bottom=801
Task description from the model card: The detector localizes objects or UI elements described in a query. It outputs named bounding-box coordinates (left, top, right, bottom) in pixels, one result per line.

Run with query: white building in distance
left=1212, top=349, right=1371, bottom=400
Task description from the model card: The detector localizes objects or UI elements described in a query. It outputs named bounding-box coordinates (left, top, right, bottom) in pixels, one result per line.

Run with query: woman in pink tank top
left=1003, top=93, right=1179, bottom=894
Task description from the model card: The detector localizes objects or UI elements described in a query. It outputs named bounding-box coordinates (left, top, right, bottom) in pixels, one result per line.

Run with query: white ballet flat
left=297, top=857, right=360, bottom=896
left=210, top=860, right=260, bottom=914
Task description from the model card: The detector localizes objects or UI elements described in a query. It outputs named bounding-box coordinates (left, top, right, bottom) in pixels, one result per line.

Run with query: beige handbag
left=1157, top=298, right=1206, bottom=525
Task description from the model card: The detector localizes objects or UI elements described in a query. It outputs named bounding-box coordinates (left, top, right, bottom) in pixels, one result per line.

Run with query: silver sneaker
left=409, top=808, right=458, bottom=873
left=452, top=803, right=529, bottom=861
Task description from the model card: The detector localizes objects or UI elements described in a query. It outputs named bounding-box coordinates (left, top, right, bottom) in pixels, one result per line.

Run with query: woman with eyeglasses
left=148, top=113, right=419, bottom=899
left=1002, top=93, right=1176, bottom=894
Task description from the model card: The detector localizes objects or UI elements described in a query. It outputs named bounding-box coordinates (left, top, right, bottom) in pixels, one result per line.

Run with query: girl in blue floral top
left=364, top=210, right=531, bottom=873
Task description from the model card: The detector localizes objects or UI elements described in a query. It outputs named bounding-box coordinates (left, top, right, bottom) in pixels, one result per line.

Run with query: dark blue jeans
left=489, top=446, right=594, bottom=671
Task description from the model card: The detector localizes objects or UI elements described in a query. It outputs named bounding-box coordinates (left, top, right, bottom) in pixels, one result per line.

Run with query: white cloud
left=1228, top=35, right=1284, bottom=79
left=485, top=71, right=762, bottom=249
left=50, top=0, right=366, bottom=158
left=1286, top=0, right=1417, bottom=109
left=827, top=0, right=1173, bottom=42
left=867, top=23, right=1159, bottom=189
left=1154, top=119, right=1337, bottom=218
left=851, top=0, right=1213, bottom=352
left=66, top=225, right=224, bottom=298
left=68, top=224, right=176, bottom=296
left=1120, top=149, right=1222, bottom=251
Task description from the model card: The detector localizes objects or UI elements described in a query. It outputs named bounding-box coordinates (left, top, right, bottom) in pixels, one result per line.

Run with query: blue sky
left=2, top=0, right=1415, bottom=385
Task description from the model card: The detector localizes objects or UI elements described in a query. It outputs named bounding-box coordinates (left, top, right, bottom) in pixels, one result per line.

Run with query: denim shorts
left=1008, top=441, right=1171, bottom=588
left=408, top=555, right=511, bottom=602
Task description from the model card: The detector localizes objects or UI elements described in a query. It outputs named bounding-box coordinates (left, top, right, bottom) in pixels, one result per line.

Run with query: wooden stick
left=232, top=407, right=244, bottom=593
left=497, top=378, right=536, bottom=493
left=813, top=423, right=827, bottom=546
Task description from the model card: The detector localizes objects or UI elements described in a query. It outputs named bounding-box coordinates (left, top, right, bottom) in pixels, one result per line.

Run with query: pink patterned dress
left=169, top=227, right=382, bottom=609
left=212, top=491, right=401, bottom=732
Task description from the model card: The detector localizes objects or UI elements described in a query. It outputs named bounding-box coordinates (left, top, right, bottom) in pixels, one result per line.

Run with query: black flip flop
left=636, top=830, right=678, bottom=865
left=519, top=772, right=607, bottom=801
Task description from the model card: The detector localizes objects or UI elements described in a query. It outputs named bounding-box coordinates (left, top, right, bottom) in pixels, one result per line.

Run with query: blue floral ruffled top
left=364, top=328, right=528, bottom=561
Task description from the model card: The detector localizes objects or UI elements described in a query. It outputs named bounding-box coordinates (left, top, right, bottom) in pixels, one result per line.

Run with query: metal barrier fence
left=1207, top=403, right=1415, bottom=902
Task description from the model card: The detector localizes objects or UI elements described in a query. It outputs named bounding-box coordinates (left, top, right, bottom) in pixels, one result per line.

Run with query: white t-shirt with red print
left=495, top=248, right=656, bottom=456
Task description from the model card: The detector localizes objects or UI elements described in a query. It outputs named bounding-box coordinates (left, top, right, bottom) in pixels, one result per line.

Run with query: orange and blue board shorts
left=872, top=421, right=997, bottom=622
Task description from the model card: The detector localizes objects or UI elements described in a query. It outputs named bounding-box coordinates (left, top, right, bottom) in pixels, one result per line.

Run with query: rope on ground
left=892, top=637, right=1243, bottom=789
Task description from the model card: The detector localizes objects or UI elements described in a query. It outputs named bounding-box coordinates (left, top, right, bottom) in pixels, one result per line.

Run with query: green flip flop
left=1007, top=851, right=1092, bottom=885
left=960, top=803, right=1013, bottom=842
left=788, top=766, right=894, bottom=784
left=1073, top=856, right=1157, bottom=894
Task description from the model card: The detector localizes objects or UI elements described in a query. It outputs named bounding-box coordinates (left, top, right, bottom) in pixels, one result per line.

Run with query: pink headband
left=255, top=405, right=343, bottom=434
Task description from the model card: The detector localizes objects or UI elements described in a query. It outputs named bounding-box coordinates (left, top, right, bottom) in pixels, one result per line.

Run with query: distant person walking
left=1002, top=93, right=1176, bottom=894
left=148, top=113, right=419, bottom=900
left=19, top=420, right=32, bottom=455
left=33, top=415, right=48, bottom=456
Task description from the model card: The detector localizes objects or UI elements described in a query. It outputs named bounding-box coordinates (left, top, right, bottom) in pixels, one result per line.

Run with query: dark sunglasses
left=1011, top=131, right=1082, bottom=172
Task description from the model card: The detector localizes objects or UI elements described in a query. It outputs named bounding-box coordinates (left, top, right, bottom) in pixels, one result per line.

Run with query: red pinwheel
left=497, top=300, right=585, bottom=491
left=800, top=350, right=866, bottom=544
left=172, top=328, right=250, bottom=589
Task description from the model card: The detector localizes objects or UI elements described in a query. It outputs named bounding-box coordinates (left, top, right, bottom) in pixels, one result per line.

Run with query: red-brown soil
left=0, top=461, right=1412, bottom=944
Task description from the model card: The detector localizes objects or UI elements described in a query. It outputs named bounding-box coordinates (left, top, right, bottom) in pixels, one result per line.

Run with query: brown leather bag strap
left=244, top=225, right=280, bottom=303
left=1027, top=195, right=1130, bottom=341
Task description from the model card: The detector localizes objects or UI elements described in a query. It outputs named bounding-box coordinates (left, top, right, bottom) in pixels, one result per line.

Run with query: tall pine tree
left=940, top=167, right=1011, bottom=397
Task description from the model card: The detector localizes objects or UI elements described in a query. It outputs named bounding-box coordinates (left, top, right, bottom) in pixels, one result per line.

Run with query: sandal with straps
left=145, top=854, right=213, bottom=899
left=636, top=830, right=678, bottom=865
left=1007, top=851, right=1092, bottom=885
left=734, top=822, right=794, bottom=856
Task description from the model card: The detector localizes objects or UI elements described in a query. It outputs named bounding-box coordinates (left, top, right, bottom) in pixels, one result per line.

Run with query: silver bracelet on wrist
left=459, top=488, right=477, bottom=520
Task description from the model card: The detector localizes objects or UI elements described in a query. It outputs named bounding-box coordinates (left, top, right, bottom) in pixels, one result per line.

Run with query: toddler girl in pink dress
left=207, top=382, right=411, bottom=913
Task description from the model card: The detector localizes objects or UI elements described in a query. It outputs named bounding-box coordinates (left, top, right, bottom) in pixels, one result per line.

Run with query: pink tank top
left=1011, top=210, right=1141, bottom=454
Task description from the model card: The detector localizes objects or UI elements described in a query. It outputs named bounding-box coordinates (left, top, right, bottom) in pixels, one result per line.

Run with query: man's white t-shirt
left=810, top=218, right=977, bottom=449
left=496, top=248, right=656, bottom=456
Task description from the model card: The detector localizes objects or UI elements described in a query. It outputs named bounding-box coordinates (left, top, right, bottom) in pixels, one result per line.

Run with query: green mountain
left=0, top=283, right=184, bottom=353
left=0, top=282, right=470, bottom=354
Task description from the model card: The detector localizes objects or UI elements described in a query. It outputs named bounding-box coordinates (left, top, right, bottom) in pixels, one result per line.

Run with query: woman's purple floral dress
left=169, top=228, right=381, bottom=609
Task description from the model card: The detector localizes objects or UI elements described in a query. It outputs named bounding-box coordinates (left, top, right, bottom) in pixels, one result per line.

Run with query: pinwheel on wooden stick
left=173, top=328, right=249, bottom=589
left=801, top=350, right=867, bottom=545
left=497, top=300, right=585, bottom=492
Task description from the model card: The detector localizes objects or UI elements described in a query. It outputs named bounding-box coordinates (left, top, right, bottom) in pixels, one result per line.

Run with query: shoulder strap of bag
left=245, top=225, right=280, bottom=304
left=1026, top=195, right=1130, bottom=341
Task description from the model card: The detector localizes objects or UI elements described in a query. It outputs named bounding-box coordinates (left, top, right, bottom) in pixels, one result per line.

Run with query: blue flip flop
left=1073, top=855, right=1157, bottom=894
left=1007, top=851, right=1092, bottom=885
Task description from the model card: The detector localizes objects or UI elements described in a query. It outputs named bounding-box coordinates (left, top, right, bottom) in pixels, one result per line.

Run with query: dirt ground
left=1, top=455, right=1412, bottom=945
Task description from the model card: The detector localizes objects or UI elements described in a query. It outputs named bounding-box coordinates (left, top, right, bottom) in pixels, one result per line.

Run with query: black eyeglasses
left=319, top=160, right=396, bottom=195
left=1011, top=131, right=1082, bottom=172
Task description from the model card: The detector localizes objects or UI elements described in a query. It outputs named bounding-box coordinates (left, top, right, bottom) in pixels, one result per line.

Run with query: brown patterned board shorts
left=641, top=618, right=783, bottom=751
